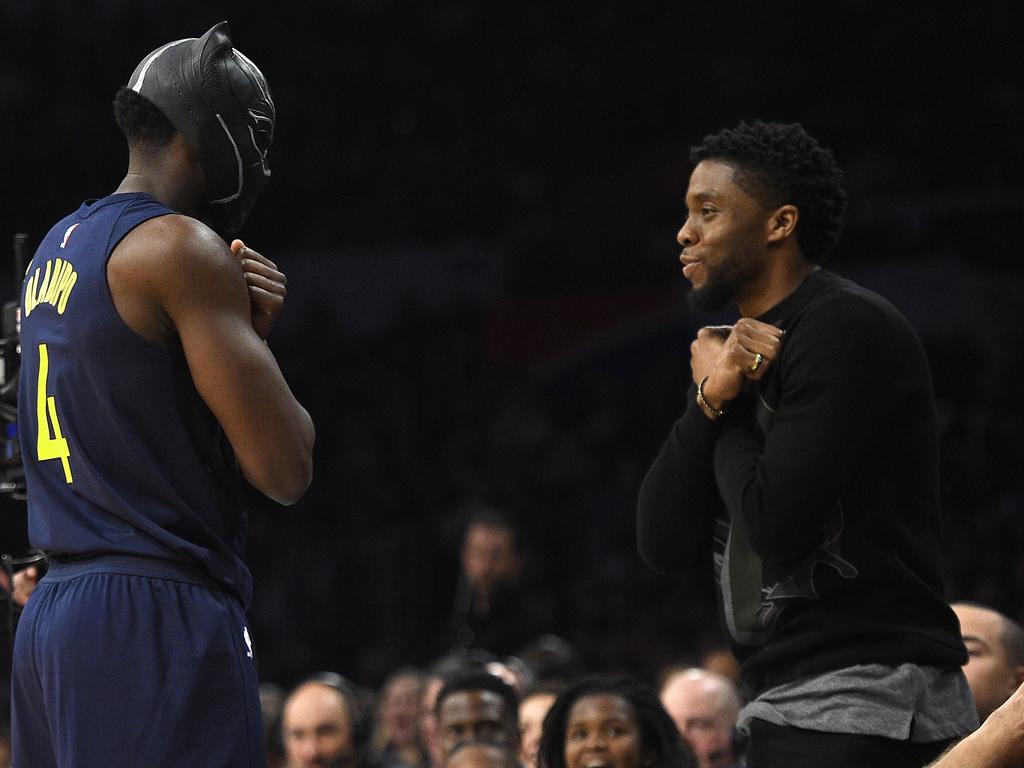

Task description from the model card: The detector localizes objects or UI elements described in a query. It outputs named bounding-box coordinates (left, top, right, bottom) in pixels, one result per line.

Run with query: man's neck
left=737, top=258, right=819, bottom=318
left=114, top=136, right=207, bottom=218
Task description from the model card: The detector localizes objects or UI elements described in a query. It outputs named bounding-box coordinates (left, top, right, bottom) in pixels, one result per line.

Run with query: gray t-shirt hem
left=737, top=663, right=979, bottom=742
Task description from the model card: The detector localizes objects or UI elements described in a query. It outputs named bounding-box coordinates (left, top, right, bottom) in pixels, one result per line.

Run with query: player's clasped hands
left=690, top=318, right=785, bottom=405
left=231, top=239, right=288, bottom=339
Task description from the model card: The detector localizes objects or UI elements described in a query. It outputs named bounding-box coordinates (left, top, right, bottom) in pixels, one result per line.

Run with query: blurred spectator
left=446, top=741, right=522, bottom=768
left=538, top=674, right=696, bottom=768
left=514, top=635, right=586, bottom=685
left=261, top=680, right=288, bottom=768
left=441, top=508, right=553, bottom=658
left=421, top=674, right=448, bottom=768
left=951, top=602, right=1024, bottom=723
left=281, top=671, right=383, bottom=768
left=436, top=670, right=521, bottom=759
left=697, top=648, right=742, bottom=693
left=0, top=565, right=40, bottom=609
left=518, top=681, right=566, bottom=768
left=658, top=668, right=744, bottom=768
left=375, top=667, right=429, bottom=768
left=0, top=721, right=9, bottom=768
left=421, top=655, right=493, bottom=768
left=488, top=656, right=532, bottom=697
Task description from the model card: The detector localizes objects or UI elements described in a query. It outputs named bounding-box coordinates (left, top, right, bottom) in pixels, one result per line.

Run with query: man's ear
left=766, top=204, right=799, bottom=244
left=1012, top=665, right=1024, bottom=687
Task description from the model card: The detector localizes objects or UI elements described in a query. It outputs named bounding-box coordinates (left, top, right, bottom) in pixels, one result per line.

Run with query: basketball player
left=636, top=121, right=975, bottom=765
left=11, top=22, right=314, bottom=766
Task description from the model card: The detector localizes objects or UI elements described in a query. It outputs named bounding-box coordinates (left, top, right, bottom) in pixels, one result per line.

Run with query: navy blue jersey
left=17, top=192, right=253, bottom=607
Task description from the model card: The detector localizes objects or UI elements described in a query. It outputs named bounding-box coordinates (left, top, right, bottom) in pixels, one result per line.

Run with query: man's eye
left=702, top=206, right=716, bottom=216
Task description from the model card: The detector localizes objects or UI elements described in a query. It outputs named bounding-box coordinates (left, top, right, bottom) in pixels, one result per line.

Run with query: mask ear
left=197, top=21, right=233, bottom=60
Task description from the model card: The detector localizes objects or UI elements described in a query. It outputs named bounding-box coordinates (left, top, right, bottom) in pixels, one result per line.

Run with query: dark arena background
left=2, top=0, right=1023, bottom=701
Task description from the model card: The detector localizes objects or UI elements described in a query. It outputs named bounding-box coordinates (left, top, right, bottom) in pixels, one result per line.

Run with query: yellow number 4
left=36, top=343, right=73, bottom=483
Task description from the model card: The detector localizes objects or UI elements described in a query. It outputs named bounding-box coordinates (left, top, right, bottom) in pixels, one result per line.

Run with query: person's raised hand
left=231, top=239, right=287, bottom=339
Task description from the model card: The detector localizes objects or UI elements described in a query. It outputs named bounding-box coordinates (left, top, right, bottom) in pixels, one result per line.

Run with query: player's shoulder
left=111, top=214, right=244, bottom=314
left=120, top=213, right=232, bottom=269
left=114, top=214, right=245, bottom=300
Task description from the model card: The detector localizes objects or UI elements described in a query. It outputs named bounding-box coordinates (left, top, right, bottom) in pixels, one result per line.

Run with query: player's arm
left=129, top=216, right=314, bottom=505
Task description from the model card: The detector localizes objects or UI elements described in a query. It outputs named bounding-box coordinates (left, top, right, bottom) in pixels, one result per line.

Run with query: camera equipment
left=2, top=233, right=44, bottom=652
left=0, top=233, right=28, bottom=499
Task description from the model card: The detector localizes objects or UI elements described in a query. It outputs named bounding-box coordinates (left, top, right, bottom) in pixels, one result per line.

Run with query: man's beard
left=687, top=248, right=759, bottom=312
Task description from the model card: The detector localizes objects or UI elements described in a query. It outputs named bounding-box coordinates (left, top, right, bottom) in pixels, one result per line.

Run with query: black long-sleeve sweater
left=637, top=270, right=967, bottom=694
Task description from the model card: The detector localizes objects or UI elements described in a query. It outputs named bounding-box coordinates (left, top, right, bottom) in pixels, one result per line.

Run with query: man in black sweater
left=636, top=121, right=976, bottom=766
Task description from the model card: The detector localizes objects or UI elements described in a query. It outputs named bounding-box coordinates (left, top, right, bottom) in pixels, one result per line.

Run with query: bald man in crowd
left=282, top=677, right=358, bottom=768
left=952, top=602, right=1024, bottom=724
left=281, top=672, right=394, bottom=768
left=660, top=667, right=744, bottom=768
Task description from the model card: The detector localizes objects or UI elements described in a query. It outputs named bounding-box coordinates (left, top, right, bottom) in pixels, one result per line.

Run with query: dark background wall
left=2, top=1, right=1023, bottom=690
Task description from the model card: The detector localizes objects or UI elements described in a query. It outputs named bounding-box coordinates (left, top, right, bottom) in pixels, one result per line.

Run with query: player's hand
left=691, top=319, right=784, bottom=406
left=231, top=239, right=287, bottom=339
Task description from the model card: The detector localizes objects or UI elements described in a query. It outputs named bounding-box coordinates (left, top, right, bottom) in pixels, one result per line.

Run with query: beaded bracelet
left=697, top=376, right=726, bottom=419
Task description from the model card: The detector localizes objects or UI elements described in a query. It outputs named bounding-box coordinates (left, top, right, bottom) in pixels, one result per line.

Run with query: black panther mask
left=128, top=21, right=275, bottom=237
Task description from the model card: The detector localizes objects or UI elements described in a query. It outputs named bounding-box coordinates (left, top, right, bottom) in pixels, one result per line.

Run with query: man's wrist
left=696, top=376, right=726, bottom=420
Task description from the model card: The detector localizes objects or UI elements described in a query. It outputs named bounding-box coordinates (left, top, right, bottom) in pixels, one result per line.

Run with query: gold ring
left=750, top=352, right=764, bottom=373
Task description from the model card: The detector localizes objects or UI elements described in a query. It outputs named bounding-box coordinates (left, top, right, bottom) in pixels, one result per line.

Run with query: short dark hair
left=514, top=634, right=585, bottom=685
left=113, top=86, right=176, bottom=149
left=538, top=674, right=695, bottom=768
left=424, top=653, right=494, bottom=694
left=435, top=670, right=520, bottom=719
left=689, top=120, right=847, bottom=264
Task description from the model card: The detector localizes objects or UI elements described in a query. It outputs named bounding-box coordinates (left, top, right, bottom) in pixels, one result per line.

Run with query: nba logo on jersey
left=60, top=223, right=80, bottom=249
left=243, top=625, right=254, bottom=659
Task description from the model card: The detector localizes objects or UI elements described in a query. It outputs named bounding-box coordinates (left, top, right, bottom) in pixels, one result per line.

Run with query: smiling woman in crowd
left=538, top=675, right=696, bottom=768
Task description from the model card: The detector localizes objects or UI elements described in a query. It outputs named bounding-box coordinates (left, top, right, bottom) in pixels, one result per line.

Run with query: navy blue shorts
left=11, top=555, right=266, bottom=767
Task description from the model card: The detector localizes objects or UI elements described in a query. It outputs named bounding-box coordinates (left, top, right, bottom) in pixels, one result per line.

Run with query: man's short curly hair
left=113, top=86, right=175, bottom=149
left=689, top=120, right=847, bottom=264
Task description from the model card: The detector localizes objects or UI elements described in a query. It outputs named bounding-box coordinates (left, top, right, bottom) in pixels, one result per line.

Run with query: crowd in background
left=3, top=508, right=1024, bottom=767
